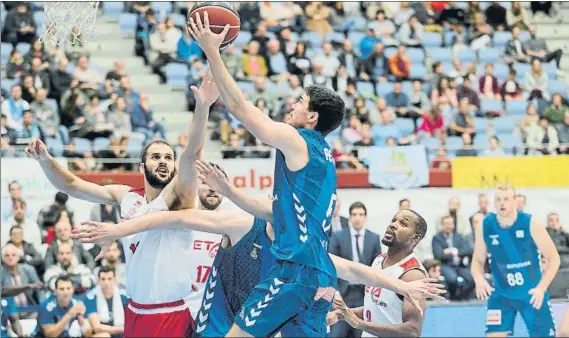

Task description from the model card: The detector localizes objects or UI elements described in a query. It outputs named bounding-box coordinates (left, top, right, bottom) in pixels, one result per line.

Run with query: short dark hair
left=140, top=140, right=176, bottom=165
left=349, top=202, right=367, bottom=216
left=12, top=198, right=26, bottom=209
left=305, top=85, right=345, bottom=136
left=9, top=225, right=22, bottom=235
left=399, top=198, right=410, bottom=207
left=98, top=265, right=116, bottom=278
left=55, top=191, right=69, bottom=205
left=423, top=259, right=441, bottom=271
left=55, top=275, right=73, bottom=289
left=8, top=180, right=20, bottom=192
left=408, top=209, right=428, bottom=239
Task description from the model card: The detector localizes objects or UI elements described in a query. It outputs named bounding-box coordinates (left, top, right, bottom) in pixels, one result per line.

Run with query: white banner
left=368, top=145, right=430, bottom=189
left=1, top=158, right=68, bottom=198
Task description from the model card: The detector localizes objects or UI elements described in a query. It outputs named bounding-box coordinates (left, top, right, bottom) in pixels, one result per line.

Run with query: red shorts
left=124, top=299, right=194, bottom=337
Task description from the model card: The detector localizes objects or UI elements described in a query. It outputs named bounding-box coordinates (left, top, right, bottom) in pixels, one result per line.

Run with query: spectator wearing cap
left=558, top=113, right=569, bottom=155
left=388, top=45, right=411, bottom=81
left=44, top=214, right=95, bottom=271
left=6, top=225, right=44, bottom=275
left=398, top=15, right=424, bottom=48
left=544, top=93, right=569, bottom=126
left=1, top=85, right=30, bottom=131
left=1, top=3, right=36, bottom=46
left=526, top=116, right=559, bottom=155
left=546, top=213, right=569, bottom=268
left=525, top=25, right=564, bottom=69
left=1, top=244, right=43, bottom=309
left=1, top=198, right=42, bottom=251
left=37, top=192, right=75, bottom=240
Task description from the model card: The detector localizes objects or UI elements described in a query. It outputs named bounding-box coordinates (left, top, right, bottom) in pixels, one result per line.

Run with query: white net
left=40, top=1, right=100, bottom=46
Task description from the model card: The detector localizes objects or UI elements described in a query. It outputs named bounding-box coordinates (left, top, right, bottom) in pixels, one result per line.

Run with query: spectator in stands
left=501, top=69, right=522, bottom=101
left=432, top=147, right=452, bottom=170
left=558, top=113, right=569, bottom=154
left=37, top=275, right=90, bottom=337
left=516, top=194, right=527, bottom=211
left=251, top=23, right=271, bottom=56
left=134, top=9, right=157, bottom=66
left=417, top=106, right=444, bottom=139
left=177, top=28, right=202, bottom=64
left=49, top=58, right=73, bottom=106
left=14, top=110, right=41, bottom=144
left=526, top=116, right=559, bottom=155
left=483, top=135, right=505, bottom=157
left=456, top=132, right=478, bottom=157
left=21, top=75, right=37, bottom=104
left=287, top=41, right=311, bottom=76
left=44, top=242, right=97, bottom=293
left=507, top=2, right=530, bottom=31
left=250, top=77, right=279, bottom=115
left=45, top=213, right=95, bottom=270
left=452, top=34, right=469, bottom=61
left=521, top=103, right=539, bottom=141
left=398, top=15, right=423, bottom=48
left=546, top=213, right=569, bottom=268
left=449, top=99, right=476, bottom=138
left=458, top=76, right=481, bottom=113
left=238, top=2, right=261, bottom=32
left=432, top=215, right=474, bottom=301
left=278, top=27, right=297, bottom=57
left=525, top=25, right=564, bottom=69
left=504, top=27, right=530, bottom=64
left=1, top=85, right=30, bottom=131
left=370, top=10, right=397, bottom=47
left=354, top=123, right=375, bottom=147
left=479, top=63, right=501, bottom=100
left=130, top=92, right=166, bottom=144
left=116, top=76, right=138, bottom=111
left=1, top=198, right=42, bottom=250
left=440, top=2, right=466, bottom=30
left=530, top=2, right=555, bottom=18
left=243, top=40, right=268, bottom=78
left=1, top=244, right=42, bottom=308
left=1, top=3, right=36, bottom=46
left=1, top=181, right=31, bottom=221
left=363, top=42, right=388, bottom=83
left=465, top=2, right=483, bottom=26
left=393, top=2, right=415, bottom=26
left=6, top=49, right=25, bottom=80
left=303, top=62, right=333, bottom=89
left=222, top=132, right=245, bottom=159
left=314, top=42, right=340, bottom=78
left=332, top=65, right=354, bottom=96
left=437, top=196, right=470, bottom=235
left=107, top=96, right=132, bottom=140
left=97, top=136, right=132, bottom=172
left=29, top=55, right=51, bottom=91
left=0, top=114, right=17, bottom=157
left=149, top=22, right=179, bottom=84
left=305, top=1, right=332, bottom=38
left=84, top=266, right=128, bottom=337
left=342, top=114, right=363, bottom=145
left=65, top=26, right=90, bottom=63
left=61, top=93, right=89, bottom=138
left=523, top=58, right=550, bottom=101
left=387, top=81, right=420, bottom=124
left=432, top=77, right=459, bottom=109
left=423, top=258, right=444, bottom=281
left=6, top=225, right=44, bottom=276
left=468, top=12, right=492, bottom=51
left=485, top=2, right=507, bottom=31
left=266, top=39, right=290, bottom=81
left=63, top=139, right=96, bottom=171
left=72, top=55, right=103, bottom=88
left=338, top=40, right=362, bottom=79
left=359, top=28, right=378, bottom=61
left=388, top=45, right=411, bottom=81
left=94, top=241, right=125, bottom=287
left=0, top=296, right=24, bottom=337
left=38, top=191, right=73, bottom=239
left=398, top=198, right=410, bottom=211
left=31, top=88, right=67, bottom=143
left=354, top=97, right=374, bottom=125
left=409, top=80, right=430, bottom=112
left=220, top=44, right=244, bottom=80
left=105, top=61, right=126, bottom=90
left=331, top=140, right=364, bottom=170
left=544, top=93, right=568, bottom=126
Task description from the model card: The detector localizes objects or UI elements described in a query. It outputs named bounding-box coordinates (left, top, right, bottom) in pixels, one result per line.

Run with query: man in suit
left=330, top=197, right=349, bottom=235
left=432, top=215, right=474, bottom=300
left=329, top=202, right=382, bottom=338
left=436, top=196, right=470, bottom=236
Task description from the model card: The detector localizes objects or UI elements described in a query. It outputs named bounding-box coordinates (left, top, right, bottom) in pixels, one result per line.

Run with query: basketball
left=188, top=2, right=240, bottom=49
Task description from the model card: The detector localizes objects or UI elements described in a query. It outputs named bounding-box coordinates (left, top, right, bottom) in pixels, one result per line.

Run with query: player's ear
left=138, top=162, right=145, bottom=174
left=308, top=111, right=319, bottom=124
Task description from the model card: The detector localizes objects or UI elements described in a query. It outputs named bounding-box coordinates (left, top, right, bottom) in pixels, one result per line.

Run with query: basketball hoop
left=40, top=1, right=100, bottom=46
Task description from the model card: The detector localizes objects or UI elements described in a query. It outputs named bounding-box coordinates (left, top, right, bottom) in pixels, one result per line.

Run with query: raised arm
left=186, top=12, right=307, bottom=161
left=529, top=216, right=560, bottom=309
left=25, top=138, right=129, bottom=206
left=196, top=160, right=273, bottom=221
left=161, top=69, right=220, bottom=209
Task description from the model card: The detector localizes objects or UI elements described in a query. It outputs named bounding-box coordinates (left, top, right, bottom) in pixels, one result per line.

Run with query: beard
left=199, top=193, right=222, bottom=210
left=145, top=165, right=176, bottom=189
left=381, top=236, right=394, bottom=247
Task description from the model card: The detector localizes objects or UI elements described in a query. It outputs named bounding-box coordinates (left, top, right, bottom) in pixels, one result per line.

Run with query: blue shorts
left=485, top=292, right=556, bottom=337
left=234, top=260, right=336, bottom=337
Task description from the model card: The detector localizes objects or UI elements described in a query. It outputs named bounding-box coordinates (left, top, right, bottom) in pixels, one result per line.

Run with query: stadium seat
left=325, top=32, right=345, bottom=44
left=356, top=81, right=375, bottom=95
left=234, top=31, right=252, bottom=47
left=93, top=138, right=111, bottom=152
left=394, top=119, right=415, bottom=136
left=457, top=48, right=477, bottom=63
left=493, top=116, right=517, bottom=134
left=126, top=138, right=144, bottom=157
left=151, top=1, right=172, bottom=16
left=349, top=16, right=367, bottom=31
left=1, top=78, right=18, bottom=93
left=519, top=30, right=531, bottom=42
left=423, top=32, right=442, bottom=48
left=549, top=80, right=568, bottom=97
left=237, top=81, right=255, bottom=95
left=446, top=136, right=463, bottom=152
left=542, top=62, right=557, bottom=79
left=384, top=47, right=397, bottom=59
left=72, top=138, right=92, bottom=154
left=443, top=31, right=456, bottom=47
left=476, top=63, right=509, bottom=81
left=102, top=2, right=124, bottom=17
left=119, top=13, right=137, bottom=35
left=347, top=31, right=365, bottom=48
left=171, top=13, right=186, bottom=28
left=498, top=134, right=524, bottom=155
left=505, top=99, right=527, bottom=116
left=410, top=64, right=427, bottom=81
left=422, top=136, right=442, bottom=150
left=474, top=135, right=490, bottom=150
left=33, top=11, right=44, bottom=30
left=401, top=81, right=413, bottom=96
left=429, top=47, right=453, bottom=62
left=15, top=43, right=31, bottom=55
left=165, top=63, right=189, bottom=87
left=473, top=117, right=489, bottom=133
left=407, top=48, right=425, bottom=63
left=1, top=42, right=13, bottom=64
left=513, top=63, right=531, bottom=79
left=45, top=138, right=64, bottom=157
left=275, top=81, right=291, bottom=94
left=478, top=47, right=502, bottom=64
left=493, top=31, right=512, bottom=49
left=480, top=99, right=503, bottom=115
left=375, top=83, right=392, bottom=97
left=301, top=31, right=323, bottom=48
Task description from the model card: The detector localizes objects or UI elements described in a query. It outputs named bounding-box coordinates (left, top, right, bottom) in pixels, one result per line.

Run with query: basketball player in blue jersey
left=187, top=12, right=347, bottom=337
left=471, top=184, right=560, bottom=337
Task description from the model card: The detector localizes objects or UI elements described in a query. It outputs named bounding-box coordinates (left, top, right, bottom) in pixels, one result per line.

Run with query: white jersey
left=120, top=188, right=195, bottom=305
left=361, top=253, right=426, bottom=338
left=185, top=230, right=222, bottom=318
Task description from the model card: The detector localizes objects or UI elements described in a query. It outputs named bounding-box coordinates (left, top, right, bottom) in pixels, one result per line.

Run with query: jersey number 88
left=506, top=272, right=524, bottom=287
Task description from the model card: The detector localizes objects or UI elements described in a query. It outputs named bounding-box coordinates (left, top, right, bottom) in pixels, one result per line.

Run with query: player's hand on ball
left=475, top=279, right=495, bottom=300
left=191, top=66, right=219, bottom=108
left=24, top=138, right=50, bottom=161
left=187, top=11, right=230, bottom=55
left=196, top=160, right=230, bottom=194
left=528, top=286, right=545, bottom=310
left=72, top=220, right=119, bottom=248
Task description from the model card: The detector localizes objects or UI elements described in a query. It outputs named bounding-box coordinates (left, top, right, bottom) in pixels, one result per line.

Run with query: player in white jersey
left=328, top=209, right=430, bottom=337
left=24, top=70, right=221, bottom=338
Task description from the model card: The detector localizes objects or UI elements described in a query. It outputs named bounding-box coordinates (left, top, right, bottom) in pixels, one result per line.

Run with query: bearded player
left=472, top=185, right=560, bottom=337
left=327, top=209, right=430, bottom=337
left=24, top=70, right=220, bottom=337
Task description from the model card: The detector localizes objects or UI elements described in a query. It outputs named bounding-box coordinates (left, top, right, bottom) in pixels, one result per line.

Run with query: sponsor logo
left=516, top=230, right=524, bottom=238
left=365, top=286, right=387, bottom=307
left=490, top=235, right=500, bottom=245
left=486, top=309, right=502, bottom=325
left=129, top=242, right=140, bottom=254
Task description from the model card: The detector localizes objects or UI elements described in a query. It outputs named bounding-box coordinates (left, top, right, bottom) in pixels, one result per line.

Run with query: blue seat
left=102, top=2, right=124, bottom=17
left=301, top=31, right=323, bottom=48
left=476, top=63, right=509, bottom=81
left=402, top=81, right=413, bottom=96
left=446, top=136, right=463, bottom=152
left=542, top=62, right=557, bottom=79
left=234, top=31, right=252, bottom=47
left=93, top=138, right=111, bottom=152
left=513, top=63, right=531, bottom=78
left=356, top=81, right=375, bottom=95
left=1, top=78, right=18, bottom=93
left=165, top=63, right=189, bottom=86
left=480, top=99, right=503, bottom=115
left=519, top=30, right=531, bottom=42
left=473, top=117, right=490, bottom=133
left=497, top=134, right=523, bottom=155
left=394, top=119, right=415, bottom=136
left=474, top=135, right=490, bottom=150
left=151, top=1, right=172, bottom=15
left=1, top=8, right=6, bottom=31
left=506, top=99, right=527, bottom=116
left=407, top=48, right=425, bottom=63
left=422, top=137, right=442, bottom=150
left=493, top=31, right=512, bottom=49
left=1, top=42, right=13, bottom=64
left=423, top=32, right=442, bottom=48
left=119, top=13, right=137, bottom=35
left=349, top=16, right=368, bottom=31
left=457, top=48, right=476, bottom=63
left=33, top=11, right=44, bottom=30
left=45, top=138, right=64, bottom=157
left=429, top=47, right=453, bottom=62
left=410, top=63, right=427, bottom=80
left=72, top=138, right=92, bottom=154
left=478, top=47, right=502, bottom=64
left=325, top=32, right=345, bottom=44
left=493, top=116, right=516, bottom=134
left=376, top=83, right=392, bottom=97
left=347, top=31, right=365, bottom=48
left=171, top=13, right=186, bottom=28
left=15, top=43, right=31, bottom=55
left=443, top=31, right=456, bottom=47
left=549, top=79, right=568, bottom=97
left=126, top=139, right=144, bottom=157
left=237, top=81, right=255, bottom=95
left=384, top=47, right=397, bottom=59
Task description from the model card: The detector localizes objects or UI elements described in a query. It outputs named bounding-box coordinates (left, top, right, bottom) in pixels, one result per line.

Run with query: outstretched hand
left=399, top=278, right=447, bottom=316
left=71, top=220, right=120, bottom=249
left=191, top=66, right=219, bottom=108
left=196, top=160, right=230, bottom=194
left=187, top=11, right=230, bottom=55
left=24, top=138, right=50, bottom=161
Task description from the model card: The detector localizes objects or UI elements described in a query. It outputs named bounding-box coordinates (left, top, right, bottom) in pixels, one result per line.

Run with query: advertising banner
left=368, top=145, right=430, bottom=189
left=1, top=157, right=68, bottom=198
left=452, top=156, right=569, bottom=188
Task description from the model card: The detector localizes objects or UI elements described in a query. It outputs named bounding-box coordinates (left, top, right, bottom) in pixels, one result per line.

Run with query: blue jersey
left=483, top=212, right=542, bottom=300
left=1, top=297, right=17, bottom=338
left=195, top=217, right=275, bottom=337
left=271, top=128, right=337, bottom=278
left=83, top=287, right=129, bottom=327
left=35, top=294, right=85, bottom=338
